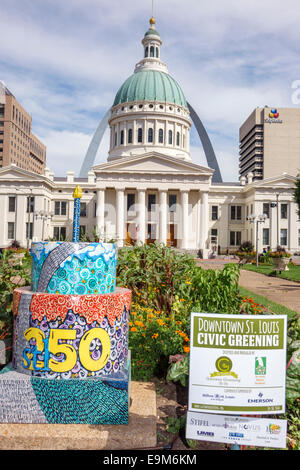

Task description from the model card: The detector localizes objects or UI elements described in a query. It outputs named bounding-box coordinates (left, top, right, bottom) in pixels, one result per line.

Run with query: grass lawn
left=241, top=262, right=300, bottom=282
left=238, top=285, right=298, bottom=319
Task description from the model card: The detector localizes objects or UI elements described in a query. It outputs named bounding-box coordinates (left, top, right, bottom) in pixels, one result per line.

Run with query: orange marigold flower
left=152, top=333, right=159, bottom=339
left=131, top=327, right=137, bottom=332
left=183, top=346, right=190, bottom=354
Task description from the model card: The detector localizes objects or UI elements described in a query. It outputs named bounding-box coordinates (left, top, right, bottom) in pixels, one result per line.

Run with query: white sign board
left=188, top=313, right=287, bottom=415
left=186, top=411, right=287, bottom=449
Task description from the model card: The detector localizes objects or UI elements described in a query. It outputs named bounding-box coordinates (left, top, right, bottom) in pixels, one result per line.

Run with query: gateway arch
left=79, top=103, right=222, bottom=183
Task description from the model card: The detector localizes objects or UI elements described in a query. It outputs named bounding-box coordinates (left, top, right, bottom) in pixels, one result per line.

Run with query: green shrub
left=117, top=243, right=241, bottom=380
left=0, top=249, right=31, bottom=339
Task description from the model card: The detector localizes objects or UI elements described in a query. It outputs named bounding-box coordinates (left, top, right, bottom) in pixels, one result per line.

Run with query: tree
left=294, top=177, right=300, bottom=220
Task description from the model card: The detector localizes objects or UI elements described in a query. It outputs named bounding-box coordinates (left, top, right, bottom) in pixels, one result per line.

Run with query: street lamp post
left=34, top=210, right=54, bottom=241
left=247, top=214, right=267, bottom=266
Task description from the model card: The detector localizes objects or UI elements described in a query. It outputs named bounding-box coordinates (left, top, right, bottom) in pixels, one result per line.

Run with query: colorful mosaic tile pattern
left=12, top=287, right=131, bottom=380
left=30, top=241, right=118, bottom=295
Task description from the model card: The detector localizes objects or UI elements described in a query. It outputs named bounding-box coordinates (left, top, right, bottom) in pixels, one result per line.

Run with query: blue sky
left=1, top=0, right=300, bottom=181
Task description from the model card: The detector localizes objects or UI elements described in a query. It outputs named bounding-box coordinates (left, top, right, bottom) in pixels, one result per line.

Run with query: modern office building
left=0, top=84, right=46, bottom=174
left=0, top=18, right=299, bottom=256
left=239, top=107, right=300, bottom=181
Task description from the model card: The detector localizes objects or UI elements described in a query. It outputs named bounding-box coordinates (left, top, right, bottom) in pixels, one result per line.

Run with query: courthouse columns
left=159, top=190, right=167, bottom=245
left=180, top=189, right=189, bottom=249
left=137, top=189, right=146, bottom=244
left=116, top=188, right=125, bottom=247
left=96, top=189, right=105, bottom=238
left=200, top=191, right=209, bottom=257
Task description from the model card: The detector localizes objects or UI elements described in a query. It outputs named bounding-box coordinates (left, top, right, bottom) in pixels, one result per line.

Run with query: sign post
left=186, top=312, right=287, bottom=449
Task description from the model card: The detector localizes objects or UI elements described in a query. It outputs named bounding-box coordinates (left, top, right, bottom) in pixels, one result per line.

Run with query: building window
left=145, top=46, right=148, bottom=58
left=281, top=204, right=288, bottom=219
left=280, top=228, right=287, bottom=246
left=54, top=201, right=67, bottom=216
left=263, top=228, right=269, bottom=245
left=156, top=47, right=159, bottom=58
left=138, top=128, right=143, bottom=143
left=168, top=194, right=177, bottom=212
left=168, top=130, right=173, bottom=145
left=80, top=202, right=87, bottom=217
left=0, top=104, right=4, bottom=118
left=148, top=127, right=153, bottom=143
left=120, top=130, right=124, bottom=145
left=7, top=222, right=15, bottom=240
left=230, top=231, right=241, bottom=246
left=211, top=205, right=218, bottom=220
left=211, top=228, right=218, bottom=244
left=26, top=196, right=35, bottom=213
left=263, top=203, right=270, bottom=218
left=176, top=132, right=180, bottom=146
left=128, top=128, right=133, bottom=144
left=150, top=46, right=154, bottom=57
left=230, top=205, right=242, bottom=220
left=79, top=225, right=86, bottom=237
left=127, top=193, right=135, bottom=211
left=158, top=129, right=163, bottom=144
left=53, top=226, right=66, bottom=241
left=26, top=222, right=33, bottom=239
left=148, top=194, right=156, bottom=211
left=8, top=196, right=16, bottom=212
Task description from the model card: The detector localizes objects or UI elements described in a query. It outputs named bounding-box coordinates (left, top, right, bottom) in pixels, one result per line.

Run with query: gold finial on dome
left=150, top=16, right=156, bottom=25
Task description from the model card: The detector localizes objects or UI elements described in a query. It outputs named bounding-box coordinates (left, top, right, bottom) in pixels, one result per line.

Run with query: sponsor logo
left=255, top=357, right=266, bottom=376
left=197, top=431, right=214, bottom=437
left=210, top=356, right=238, bottom=379
left=229, top=432, right=244, bottom=438
left=267, top=424, right=281, bottom=435
left=248, top=393, right=274, bottom=404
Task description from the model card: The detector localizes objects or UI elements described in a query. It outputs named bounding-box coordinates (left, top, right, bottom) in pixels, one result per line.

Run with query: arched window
left=176, top=132, right=180, bottom=146
left=148, top=127, right=153, bottom=143
left=128, top=128, right=133, bottom=144
left=145, top=46, right=149, bottom=58
left=138, top=128, right=143, bottom=143
left=158, top=128, right=164, bottom=144
left=168, top=130, right=173, bottom=145
left=120, top=130, right=124, bottom=145
left=150, top=46, right=154, bottom=57
left=156, top=47, right=159, bottom=58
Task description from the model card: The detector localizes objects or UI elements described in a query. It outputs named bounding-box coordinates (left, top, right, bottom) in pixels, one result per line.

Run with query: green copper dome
left=113, top=70, right=188, bottom=108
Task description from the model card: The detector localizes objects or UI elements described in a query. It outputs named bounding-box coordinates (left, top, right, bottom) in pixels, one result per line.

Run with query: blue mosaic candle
left=72, top=185, right=82, bottom=242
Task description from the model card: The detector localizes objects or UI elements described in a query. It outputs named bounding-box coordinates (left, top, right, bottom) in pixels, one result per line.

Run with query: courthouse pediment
left=93, top=152, right=214, bottom=176
left=252, top=173, right=297, bottom=189
left=0, top=165, right=50, bottom=184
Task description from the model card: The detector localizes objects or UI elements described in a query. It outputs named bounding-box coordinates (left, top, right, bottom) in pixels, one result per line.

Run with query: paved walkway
left=197, top=258, right=300, bottom=314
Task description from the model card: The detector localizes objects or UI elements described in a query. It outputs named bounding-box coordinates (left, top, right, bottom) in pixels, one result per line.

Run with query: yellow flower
left=156, top=319, right=165, bottom=326
left=152, top=333, right=159, bottom=339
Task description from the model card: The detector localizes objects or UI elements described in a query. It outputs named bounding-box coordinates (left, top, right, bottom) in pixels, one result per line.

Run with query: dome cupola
left=108, top=18, right=192, bottom=162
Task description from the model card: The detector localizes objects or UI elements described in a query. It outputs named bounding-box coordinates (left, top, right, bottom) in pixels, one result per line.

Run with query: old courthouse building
left=0, top=18, right=299, bottom=256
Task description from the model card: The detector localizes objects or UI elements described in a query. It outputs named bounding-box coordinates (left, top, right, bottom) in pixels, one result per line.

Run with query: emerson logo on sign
left=264, top=108, right=283, bottom=124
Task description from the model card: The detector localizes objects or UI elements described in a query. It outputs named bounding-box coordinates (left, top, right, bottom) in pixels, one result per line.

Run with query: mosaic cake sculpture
left=0, top=241, right=132, bottom=425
